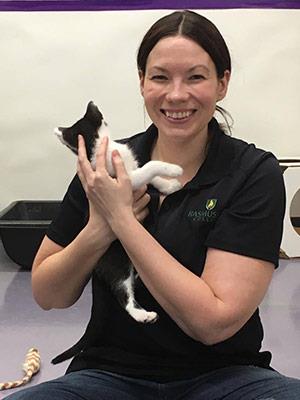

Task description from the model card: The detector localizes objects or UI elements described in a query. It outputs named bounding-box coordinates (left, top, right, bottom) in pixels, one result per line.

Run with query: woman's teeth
left=163, top=110, right=194, bottom=120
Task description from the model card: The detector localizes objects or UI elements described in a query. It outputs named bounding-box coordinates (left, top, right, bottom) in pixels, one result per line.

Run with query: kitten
left=54, top=101, right=183, bottom=323
left=54, top=101, right=183, bottom=194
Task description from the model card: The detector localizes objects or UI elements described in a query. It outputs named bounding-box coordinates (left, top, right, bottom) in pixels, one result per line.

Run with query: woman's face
left=139, top=35, right=230, bottom=142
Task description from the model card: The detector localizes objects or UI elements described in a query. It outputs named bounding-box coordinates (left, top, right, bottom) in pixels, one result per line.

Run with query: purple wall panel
left=0, top=0, right=299, bottom=12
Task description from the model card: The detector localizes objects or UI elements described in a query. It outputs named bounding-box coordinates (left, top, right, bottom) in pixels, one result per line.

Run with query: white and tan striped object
left=0, top=348, right=41, bottom=391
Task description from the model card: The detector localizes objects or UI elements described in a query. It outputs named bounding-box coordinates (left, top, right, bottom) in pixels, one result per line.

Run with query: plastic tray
left=0, top=201, right=61, bottom=269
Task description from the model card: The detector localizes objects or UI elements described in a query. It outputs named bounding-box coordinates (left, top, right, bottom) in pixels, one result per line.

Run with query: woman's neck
left=151, top=131, right=209, bottom=183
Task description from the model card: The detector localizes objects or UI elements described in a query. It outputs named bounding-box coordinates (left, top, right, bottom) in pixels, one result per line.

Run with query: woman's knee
left=271, top=375, right=300, bottom=399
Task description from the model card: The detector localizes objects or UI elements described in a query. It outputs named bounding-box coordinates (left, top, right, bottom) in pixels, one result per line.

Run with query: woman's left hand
left=77, top=135, right=134, bottom=227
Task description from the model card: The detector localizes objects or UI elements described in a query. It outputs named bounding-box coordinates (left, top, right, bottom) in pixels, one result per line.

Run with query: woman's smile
left=160, top=108, right=197, bottom=123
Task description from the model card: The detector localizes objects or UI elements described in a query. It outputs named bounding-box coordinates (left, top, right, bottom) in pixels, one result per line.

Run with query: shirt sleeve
left=205, top=156, right=286, bottom=267
left=46, top=175, right=88, bottom=247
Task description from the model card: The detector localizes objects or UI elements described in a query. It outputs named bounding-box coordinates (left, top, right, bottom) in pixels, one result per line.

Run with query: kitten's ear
left=85, top=101, right=103, bottom=128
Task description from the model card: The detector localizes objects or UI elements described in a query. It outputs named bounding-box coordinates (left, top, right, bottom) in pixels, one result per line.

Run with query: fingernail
left=112, top=149, right=120, bottom=158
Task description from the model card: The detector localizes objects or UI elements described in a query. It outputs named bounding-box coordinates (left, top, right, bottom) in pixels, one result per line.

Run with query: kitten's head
left=54, top=101, right=104, bottom=160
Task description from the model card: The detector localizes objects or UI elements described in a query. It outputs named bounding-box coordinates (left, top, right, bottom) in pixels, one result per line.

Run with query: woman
left=6, top=10, right=300, bottom=400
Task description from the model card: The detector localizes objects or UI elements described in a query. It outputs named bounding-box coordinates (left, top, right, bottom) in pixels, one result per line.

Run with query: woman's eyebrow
left=188, top=64, right=210, bottom=73
left=148, top=64, right=210, bottom=73
left=148, top=66, right=168, bottom=73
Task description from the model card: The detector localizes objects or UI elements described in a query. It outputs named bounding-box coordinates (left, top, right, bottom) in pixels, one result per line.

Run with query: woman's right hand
left=132, top=184, right=150, bottom=223
left=85, top=184, right=150, bottom=244
left=77, top=136, right=149, bottom=233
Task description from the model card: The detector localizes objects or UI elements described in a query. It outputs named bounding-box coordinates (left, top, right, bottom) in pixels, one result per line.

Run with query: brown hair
left=137, top=10, right=231, bottom=78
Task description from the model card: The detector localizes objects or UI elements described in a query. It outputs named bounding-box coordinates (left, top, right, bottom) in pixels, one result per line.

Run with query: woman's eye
left=150, top=75, right=168, bottom=81
left=189, top=74, right=206, bottom=81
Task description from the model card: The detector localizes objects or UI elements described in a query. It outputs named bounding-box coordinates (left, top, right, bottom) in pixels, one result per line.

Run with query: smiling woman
left=137, top=14, right=231, bottom=184
left=5, top=9, right=300, bottom=400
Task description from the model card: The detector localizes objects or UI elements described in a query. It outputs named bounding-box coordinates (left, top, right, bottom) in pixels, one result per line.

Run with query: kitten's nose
left=54, top=127, right=62, bottom=137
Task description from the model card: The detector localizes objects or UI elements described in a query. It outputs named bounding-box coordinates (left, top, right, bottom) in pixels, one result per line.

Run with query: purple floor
left=0, top=240, right=299, bottom=398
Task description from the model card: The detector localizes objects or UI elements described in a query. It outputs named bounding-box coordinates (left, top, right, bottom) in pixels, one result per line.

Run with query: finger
left=135, top=207, right=149, bottom=223
left=133, top=193, right=151, bottom=213
left=77, top=135, right=94, bottom=174
left=77, top=134, right=87, bottom=159
left=111, top=150, right=130, bottom=182
left=133, top=184, right=148, bottom=201
left=77, top=164, right=86, bottom=188
left=77, top=136, right=94, bottom=189
left=95, top=136, right=109, bottom=172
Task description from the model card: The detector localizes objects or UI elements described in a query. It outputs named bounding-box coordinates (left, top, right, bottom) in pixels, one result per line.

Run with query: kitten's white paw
left=160, top=179, right=182, bottom=195
left=129, top=308, right=158, bottom=324
left=164, top=164, right=183, bottom=177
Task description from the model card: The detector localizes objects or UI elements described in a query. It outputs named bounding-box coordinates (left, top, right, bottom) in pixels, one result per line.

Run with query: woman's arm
left=32, top=179, right=150, bottom=311
left=110, top=210, right=274, bottom=345
left=31, top=214, right=115, bottom=310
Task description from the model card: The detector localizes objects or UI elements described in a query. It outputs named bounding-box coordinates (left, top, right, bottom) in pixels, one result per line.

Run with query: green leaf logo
left=206, top=199, right=217, bottom=211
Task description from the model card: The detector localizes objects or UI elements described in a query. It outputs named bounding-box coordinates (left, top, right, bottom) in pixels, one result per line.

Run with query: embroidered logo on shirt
left=187, top=200, right=218, bottom=223
left=206, top=199, right=217, bottom=211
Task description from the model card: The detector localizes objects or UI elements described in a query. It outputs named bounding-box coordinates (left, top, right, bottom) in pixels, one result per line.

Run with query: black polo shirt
left=48, top=118, right=285, bottom=382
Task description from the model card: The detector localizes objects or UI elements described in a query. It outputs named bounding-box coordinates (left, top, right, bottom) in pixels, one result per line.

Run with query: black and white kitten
left=54, top=101, right=183, bottom=323
left=55, top=101, right=183, bottom=194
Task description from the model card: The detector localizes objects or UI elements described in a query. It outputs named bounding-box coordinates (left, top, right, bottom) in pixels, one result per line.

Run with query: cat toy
left=0, top=348, right=41, bottom=390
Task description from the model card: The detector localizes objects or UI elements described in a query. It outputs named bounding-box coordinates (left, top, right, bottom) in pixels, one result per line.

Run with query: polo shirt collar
left=131, top=118, right=235, bottom=189
left=188, top=118, right=236, bottom=188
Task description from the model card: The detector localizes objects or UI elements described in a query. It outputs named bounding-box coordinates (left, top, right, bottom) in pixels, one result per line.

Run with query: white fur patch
left=91, top=124, right=138, bottom=175
left=123, top=270, right=158, bottom=323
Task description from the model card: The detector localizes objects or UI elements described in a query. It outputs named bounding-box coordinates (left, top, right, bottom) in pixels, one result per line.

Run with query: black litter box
left=0, top=201, right=61, bottom=269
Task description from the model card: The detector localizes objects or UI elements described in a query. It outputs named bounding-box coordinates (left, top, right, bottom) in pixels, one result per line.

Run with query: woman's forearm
left=32, top=222, right=115, bottom=310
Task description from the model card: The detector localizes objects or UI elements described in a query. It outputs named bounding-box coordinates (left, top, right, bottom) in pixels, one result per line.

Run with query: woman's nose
left=165, top=81, right=189, bottom=103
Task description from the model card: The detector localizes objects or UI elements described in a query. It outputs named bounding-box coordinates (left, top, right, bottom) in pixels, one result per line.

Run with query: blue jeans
left=4, top=366, right=300, bottom=400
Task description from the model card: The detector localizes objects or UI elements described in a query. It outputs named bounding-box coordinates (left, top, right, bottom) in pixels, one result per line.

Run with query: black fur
left=57, top=101, right=102, bottom=160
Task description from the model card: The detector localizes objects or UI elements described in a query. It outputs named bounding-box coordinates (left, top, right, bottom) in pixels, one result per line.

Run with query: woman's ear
left=217, top=70, right=231, bottom=101
left=139, top=69, right=145, bottom=97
